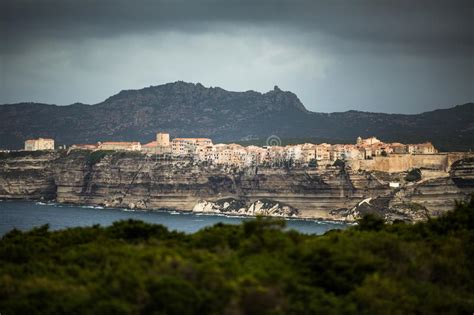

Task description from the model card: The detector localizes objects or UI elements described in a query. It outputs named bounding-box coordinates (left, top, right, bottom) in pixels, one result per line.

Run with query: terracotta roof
left=143, top=141, right=158, bottom=147
left=72, top=144, right=97, bottom=147
left=101, top=142, right=140, bottom=145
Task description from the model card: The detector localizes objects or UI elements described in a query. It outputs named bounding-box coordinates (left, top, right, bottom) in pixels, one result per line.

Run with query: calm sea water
left=0, top=200, right=348, bottom=236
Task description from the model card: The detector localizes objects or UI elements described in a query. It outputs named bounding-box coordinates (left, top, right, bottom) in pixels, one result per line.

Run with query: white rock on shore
left=192, top=198, right=298, bottom=217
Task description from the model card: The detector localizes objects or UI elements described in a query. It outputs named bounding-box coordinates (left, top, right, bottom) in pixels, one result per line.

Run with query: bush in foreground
left=1, top=198, right=473, bottom=314
left=405, top=168, right=422, bottom=182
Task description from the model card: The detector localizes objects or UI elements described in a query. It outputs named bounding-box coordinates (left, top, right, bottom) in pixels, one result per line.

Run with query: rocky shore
left=192, top=198, right=299, bottom=217
left=0, top=150, right=472, bottom=222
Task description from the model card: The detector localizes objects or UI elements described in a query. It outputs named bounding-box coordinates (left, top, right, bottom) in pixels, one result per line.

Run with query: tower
left=156, top=133, right=170, bottom=147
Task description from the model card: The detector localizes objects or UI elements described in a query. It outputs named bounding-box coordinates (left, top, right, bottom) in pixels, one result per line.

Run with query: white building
left=24, top=138, right=55, bottom=151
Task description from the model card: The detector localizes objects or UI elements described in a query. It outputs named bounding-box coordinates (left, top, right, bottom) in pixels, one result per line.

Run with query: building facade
left=24, top=138, right=55, bottom=151
left=65, top=131, right=440, bottom=168
left=98, top=142, right=141, bottom=151
left=171, top=138, right=213, bottom=156
left=156, top=133, right=170, bottom=147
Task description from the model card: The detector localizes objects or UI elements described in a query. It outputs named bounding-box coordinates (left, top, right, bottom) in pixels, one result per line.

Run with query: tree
left=308, top=159, right=318, bottom=167
left=1, top=200, right=474, bottom=314
left=357, top=214, right=385, bottom=231
left=333, top=159, right=345, bottom=168
left=405, top=168, right=421, bottom=182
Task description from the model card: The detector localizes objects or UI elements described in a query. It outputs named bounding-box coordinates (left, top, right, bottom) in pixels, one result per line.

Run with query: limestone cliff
left=0, top=151, right=58, bottom=200
left=0, top=151, right=472, bottom=222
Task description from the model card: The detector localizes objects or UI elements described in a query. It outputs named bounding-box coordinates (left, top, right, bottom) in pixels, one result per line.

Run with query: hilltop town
left=20, top=133, right=462, bottom=173
left=1, top=132, right=470, bottom=221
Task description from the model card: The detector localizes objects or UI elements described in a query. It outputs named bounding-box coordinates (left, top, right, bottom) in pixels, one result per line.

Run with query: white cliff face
left=193, top=199, right=298, bottom=217
left=192, top=200, right=223, bottom=213
left=246, top=200, right=297, bottom=216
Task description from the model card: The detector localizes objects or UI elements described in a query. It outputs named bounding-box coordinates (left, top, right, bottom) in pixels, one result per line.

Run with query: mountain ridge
left=0, top=81, right=472, bottom=151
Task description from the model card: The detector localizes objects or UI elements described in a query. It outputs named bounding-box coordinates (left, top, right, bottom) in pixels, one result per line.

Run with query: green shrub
left=356, top=214, right=385, bottom=231
left=333, top=159, right=345, bottom=168
left=1, top=198, right=473, bottom=314
left=86, top=150, right=114, bottom=166
left=308, top=158, right=318, bottom=167
left=405, top=168, right=422, bottom=182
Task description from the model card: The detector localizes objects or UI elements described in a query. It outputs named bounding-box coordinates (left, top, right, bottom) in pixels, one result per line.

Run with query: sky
left=1, top=0, right=473, bottom=114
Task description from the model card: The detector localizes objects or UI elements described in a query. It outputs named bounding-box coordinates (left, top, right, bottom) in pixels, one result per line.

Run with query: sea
left=0, top=200, right=349, bottom=236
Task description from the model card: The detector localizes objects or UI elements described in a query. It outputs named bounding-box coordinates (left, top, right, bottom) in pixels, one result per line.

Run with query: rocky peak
left=100, top=81, right=309, bottom=115
left=264, top=85, right=308, bottom=113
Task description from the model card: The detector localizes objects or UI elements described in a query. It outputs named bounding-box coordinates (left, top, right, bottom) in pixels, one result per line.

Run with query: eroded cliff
left=0, top=151, right=472, bottom=222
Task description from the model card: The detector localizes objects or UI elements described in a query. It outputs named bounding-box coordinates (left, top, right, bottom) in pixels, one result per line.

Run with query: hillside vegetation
left=1, top=199, right=473, bottom=314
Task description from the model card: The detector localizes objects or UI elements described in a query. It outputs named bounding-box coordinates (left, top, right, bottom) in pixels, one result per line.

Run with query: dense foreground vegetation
left=1, top=200, right=474, bottom=314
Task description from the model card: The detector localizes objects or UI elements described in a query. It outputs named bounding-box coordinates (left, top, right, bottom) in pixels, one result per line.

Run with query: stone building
left=391, top=143, right=408, bottom=154
left=330, top=144, right=345, bottom=161
left=196, top=144, right=217, bottom=162
left=171, top=138, right=213, bottom=156
left=343, top=145, right=362, bottom=160
left=245, top=145, right=265, bottom=165
left=141, top=141, right=171, bottom=154
left=24, top=138, right=55, bottom=151
left=264, top=146, right=285, bottom=163
left=413, top=142, right=437, bottom=154
left=357, top=136, right=381, bottom=146
left=301, top=143, right=316, bottom=162
left=141, top=132, right=172, bottom=154
left=156, top=133, right=170, bottom=147
left=316, top=144, right=331, bottom=161
left=285, top=145, right=303, bottom=161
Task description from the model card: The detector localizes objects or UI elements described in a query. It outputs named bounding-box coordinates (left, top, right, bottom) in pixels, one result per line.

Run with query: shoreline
left=0, top=198, right=354, bottom=225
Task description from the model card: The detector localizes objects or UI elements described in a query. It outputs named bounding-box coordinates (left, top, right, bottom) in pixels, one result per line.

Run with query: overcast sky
left=1, top=0, right=473, bottom=113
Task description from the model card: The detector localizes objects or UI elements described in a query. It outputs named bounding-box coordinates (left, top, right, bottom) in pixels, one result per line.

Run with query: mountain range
left=0, top=81, right=473, bottom=151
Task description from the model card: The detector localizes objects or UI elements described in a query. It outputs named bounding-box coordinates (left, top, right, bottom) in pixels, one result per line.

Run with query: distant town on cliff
left=14, top=133, right=472, bottom=174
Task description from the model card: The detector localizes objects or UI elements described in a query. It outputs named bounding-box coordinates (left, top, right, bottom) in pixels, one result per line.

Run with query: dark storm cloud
left=1, top=0, right=473, bottom=55
left=1, top=0, right=473, bottom=113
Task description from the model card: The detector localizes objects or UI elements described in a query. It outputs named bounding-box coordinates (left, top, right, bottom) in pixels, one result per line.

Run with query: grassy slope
left=1, top=199, right=473, bottom=315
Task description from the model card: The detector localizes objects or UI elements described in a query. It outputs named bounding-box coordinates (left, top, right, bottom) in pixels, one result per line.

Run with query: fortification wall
left=351, top=152, right=474, bottom=173
left=355, top=154, right=413, bottom=173
left=412, top=154, right=448, bottom=171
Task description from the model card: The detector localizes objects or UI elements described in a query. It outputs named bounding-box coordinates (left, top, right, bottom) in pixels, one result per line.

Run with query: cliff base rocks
left=330, top=197, right=430, bottom=223
left=192, top=198, right=299, bottom=217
